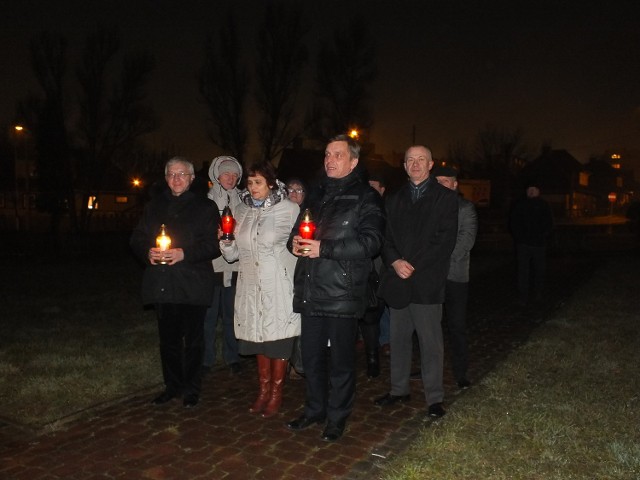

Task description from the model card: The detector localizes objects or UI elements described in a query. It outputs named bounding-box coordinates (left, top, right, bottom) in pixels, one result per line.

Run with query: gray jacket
left=448, top=196, right=478, bottom=283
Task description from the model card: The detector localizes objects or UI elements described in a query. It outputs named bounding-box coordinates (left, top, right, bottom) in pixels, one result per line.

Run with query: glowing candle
left=220, top=206, right=235, bottom=241
left=156, top=224, right=171, bottom=264
left=298, top=209, right=315, bottom=253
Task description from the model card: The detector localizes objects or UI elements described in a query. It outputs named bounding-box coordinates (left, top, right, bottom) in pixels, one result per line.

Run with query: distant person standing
left=508, top=183, right=553, bottom=306
left=204, top=156, right=243, bottom=375
left=359, top=172, right=388, bottom=377
left=130, top=157, right=220, bottom=408
left=286, top=134, right=385, bottom=442
left=432, top=166, right=478, bottom=389
left=285, top=177, right=308, bottom=381
left=286, top=177, right=307, bottom=209
left=367, top=174, right=390, bottom=357
left=375, top=146, right=458, bottom=418
left=220, top=162, right=300, bottom=418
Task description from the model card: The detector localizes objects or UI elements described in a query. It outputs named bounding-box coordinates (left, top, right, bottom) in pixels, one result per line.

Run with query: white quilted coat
left=220, top=198, right=300, bottom=343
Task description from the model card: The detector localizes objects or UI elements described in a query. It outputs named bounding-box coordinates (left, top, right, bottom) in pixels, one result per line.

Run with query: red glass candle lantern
left=220, top=206, right=235, bottom=241
left=298, top=209, right=315, bottom=253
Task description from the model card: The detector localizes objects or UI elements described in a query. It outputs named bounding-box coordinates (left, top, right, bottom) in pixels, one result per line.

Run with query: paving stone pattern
left=0, top=252, right=597, bottom=480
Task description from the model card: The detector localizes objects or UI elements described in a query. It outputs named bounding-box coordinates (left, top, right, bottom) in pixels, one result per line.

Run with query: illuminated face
left=287, top=182, right=305, bottom=205
left=527, top=186, right=540, bottom=198
left=247, top=174, right=271, bottom=201
left=404, top=146, right=433, bottom=184
left=436, top=176, right=457, bottom=191
left=165, top=162, right=195, bottom=196
left=324, top=141, right=358, bottom=179
left=218, top=172, right=239, bottom=191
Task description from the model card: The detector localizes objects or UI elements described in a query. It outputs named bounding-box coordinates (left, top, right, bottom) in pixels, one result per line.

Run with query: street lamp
left=348, top=129, right=359, bottom=140
left=12, top=125, right=27, bottom=231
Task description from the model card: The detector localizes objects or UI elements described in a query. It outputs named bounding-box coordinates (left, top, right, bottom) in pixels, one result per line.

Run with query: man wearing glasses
left=130, top=157, right=221, bottom=409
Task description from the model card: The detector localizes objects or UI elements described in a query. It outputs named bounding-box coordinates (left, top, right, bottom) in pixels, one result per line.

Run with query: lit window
left=579, top=172, right=589, bottom=187
left=87, top=196, right=98, bottom=209
left=116, top=196, right=129, bottom=204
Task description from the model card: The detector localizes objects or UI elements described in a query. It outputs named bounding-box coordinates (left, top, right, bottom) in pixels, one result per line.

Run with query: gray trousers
left=389, top=303, right=444, bottom=406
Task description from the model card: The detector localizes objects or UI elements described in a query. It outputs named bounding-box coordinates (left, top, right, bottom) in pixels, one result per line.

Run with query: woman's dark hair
left=246, top=161, right=278, bottom=189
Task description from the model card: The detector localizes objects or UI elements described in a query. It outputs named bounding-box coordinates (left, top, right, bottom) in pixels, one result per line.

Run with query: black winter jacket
left=130, top=188, right=221, bottom=306
left=288, top=171, right=385, bottom=318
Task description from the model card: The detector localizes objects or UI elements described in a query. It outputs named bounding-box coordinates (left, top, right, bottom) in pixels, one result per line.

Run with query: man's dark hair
left=328, top=134, right=361, bottom=159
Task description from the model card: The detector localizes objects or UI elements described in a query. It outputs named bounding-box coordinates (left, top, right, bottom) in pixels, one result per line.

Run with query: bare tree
left=446, top=140, right=473, bottom=176
left=312, top=16, right=376, bottom=139
left=200, top=13, right=248, bottom=159
left=474, top=125, right=530, bottom=208
left=254, top=1, right=308, bottom=163
left=28, top=32, right=75, bottom=238
left=75, top=27, right=157, bottom=232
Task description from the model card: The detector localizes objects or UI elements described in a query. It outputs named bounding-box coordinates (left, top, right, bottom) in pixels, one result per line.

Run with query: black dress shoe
left=366, top=360, right=380, bottom=379
left=374, top=393, right=411, bottom=406
left=286, top=415, right=325, bottom=431
left=321, top=421, right=345, bottom=442
left=457, top=378, right=471, bottom=389
left=151, top=391, right=176, bottom=405
left=427, top=402, right=446, bottom=418
left=183, top=394, right=199, bottom=408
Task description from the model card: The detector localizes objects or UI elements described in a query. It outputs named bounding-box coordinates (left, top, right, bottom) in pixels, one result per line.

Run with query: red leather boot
left=249, top=354, right=271, bottom=414
left=261, top=358, right=288, bottom=418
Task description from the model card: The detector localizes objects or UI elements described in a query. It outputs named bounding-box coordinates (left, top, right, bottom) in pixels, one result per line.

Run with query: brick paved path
left=0, top=251, right=597, bottom=480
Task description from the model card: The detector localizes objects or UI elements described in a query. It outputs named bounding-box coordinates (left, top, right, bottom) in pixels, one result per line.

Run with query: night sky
left=2, top=0, right=640, bottom=170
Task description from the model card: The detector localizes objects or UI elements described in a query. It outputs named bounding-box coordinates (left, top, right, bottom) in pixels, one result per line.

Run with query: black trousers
left=156, top=303, right=207, bottom=397
left=444, top=280, right=469, bottom=382
left=301, top=315, right=358, bottom=425
left=516, top=243, right=546, bottom=303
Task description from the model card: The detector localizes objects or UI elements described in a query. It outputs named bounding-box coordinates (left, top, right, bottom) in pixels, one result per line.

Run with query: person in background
left=204, top=156, right=244, bottom=376
left=508, top=182, right=554, bottom=306
left=286, top=177, right=307, bottom=209
left=357, top=172, right=388, bottom=378
left=130, top=157, right=220, bottom=408
left=432, top=166, right=478, bottom=389
left=367, top=173, right=391, bottom=359
left=220, top=161, right=300, bottom=418
left=286, top=134, right=385, bottom=442
left=375, top=145, right=458, bottom=419
left=285, top=177, right=308, bottom=381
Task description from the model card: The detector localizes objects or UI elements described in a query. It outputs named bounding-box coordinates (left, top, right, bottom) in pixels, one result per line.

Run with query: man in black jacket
left=130, top=157, right=221, bottom=409
left=374, top=145, right=458, bottom=418
left=508, top=183, right=553, bottom=306
left=286, top=134, right=385, bottom=442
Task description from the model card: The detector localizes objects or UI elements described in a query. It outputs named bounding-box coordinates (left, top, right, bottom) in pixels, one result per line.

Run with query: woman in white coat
left=220, top=161, right=300, bottom=417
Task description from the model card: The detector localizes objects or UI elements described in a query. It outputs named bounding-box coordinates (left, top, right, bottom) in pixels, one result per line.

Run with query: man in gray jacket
left=433, top=166, right=478, bottom=389
left=204, top=156, right=243, bottom=375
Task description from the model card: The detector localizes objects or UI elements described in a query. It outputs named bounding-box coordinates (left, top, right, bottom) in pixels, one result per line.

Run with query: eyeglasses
left=287, top=188, right=305, bottom=194
left=166, top=172, right=193, bottom=179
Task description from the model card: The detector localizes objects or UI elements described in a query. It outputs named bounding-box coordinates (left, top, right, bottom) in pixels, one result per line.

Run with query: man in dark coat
left=130, top=157, right=221, bottom=408
left=375, top=145, right=458, bottom=418
left=286, top=134, right=385, bottom=442
left=508, top=183, right=553, bottom=305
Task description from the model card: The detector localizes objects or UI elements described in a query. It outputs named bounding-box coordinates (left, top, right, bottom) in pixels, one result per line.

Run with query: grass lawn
left=0, top=239, right=161, bottom=430
left=382, top=253, right=640, bottom=479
